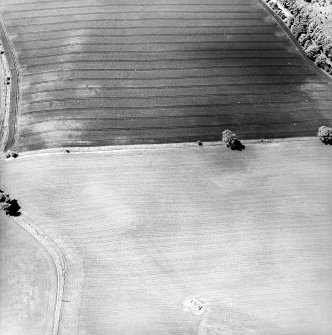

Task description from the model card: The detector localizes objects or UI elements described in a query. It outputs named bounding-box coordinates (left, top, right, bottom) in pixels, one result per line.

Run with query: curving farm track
left=0, top=0, right=332, bottom=151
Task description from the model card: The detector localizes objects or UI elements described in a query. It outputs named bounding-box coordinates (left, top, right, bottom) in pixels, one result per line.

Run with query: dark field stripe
left=16, top=42, right=285, bottom=53
left=21, top=68, right=314, bottom=82
left=4, top=0, right=253, bottom=7
left=8, top=16, right=264, bottom=23
left=20, top=111, right=331, bottom=125
left=17, top=118, right=330, bottom=137
left=19, top=50, right=295, bottom=61
left=19, top=118, right=322, bottom=135
left=6, top=8, right=259, bottom=17
left=19, top=104, right=332, bottom=115
left=22, top=100, right=316, bottom=112
left=5, top=10, right=261, bottom=19
left=23, top=87, right=329, bottom=102
left=15, top=32, right=276, bottom=43
left=23, top=73, right=318, bottom=87
left=21, top=57, right=301, bottom=67
left=4, top=3, right=253, bottom=13
left=7, top=18, right=265, bottom=28
left=22, top=65, right=307, bottom=76
left=23, top=99, right=323, bottom=114
left=21, top=61, right=303, bottom=71
left=22, top=82, right=321, bottom=96
left=21, top=81, right=325, bottom=94
left=22, top=90, right=315, bottom=106
left=12, top=25, right=275, bottom=33
left=14, top=26, right=276, bottom=37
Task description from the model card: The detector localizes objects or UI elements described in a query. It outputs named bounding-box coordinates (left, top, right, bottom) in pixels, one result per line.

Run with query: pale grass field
left=1, top=140, right=332, bottom=334
left=0, top=213, right=56, bottom=335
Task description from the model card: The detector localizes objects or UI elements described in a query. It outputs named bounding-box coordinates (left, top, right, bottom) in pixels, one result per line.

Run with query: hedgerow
left=264, top=0, right=332, bottom=74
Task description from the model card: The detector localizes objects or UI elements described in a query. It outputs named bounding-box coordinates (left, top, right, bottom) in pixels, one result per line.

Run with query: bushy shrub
left=290, top=20, right=307, bottom=38
left=305, top=43, right=321, bottom=59
left=311, top=27, right=327, bottom=48
left=315, top=53, right=332, bottom=72
left=222, top=130, right=245, bottom=151
left=0, top=190, right=21, bottom=216
left=317, top=126, right=332, bottom=144
left=0, top=193, right=8, bottom=203
left=307, top=21, right=318, bottom=35
left=298, top=33, right=310, bottom=46
left=3, top=199, right=21, bottom=217
left=284, top=16, right=294, bottom=27
left=322, top=40, right=332, bottom=57
left=5, top=151, right=19, bottom=159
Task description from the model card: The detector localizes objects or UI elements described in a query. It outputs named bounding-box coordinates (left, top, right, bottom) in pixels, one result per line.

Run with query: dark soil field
left=1, top=0, right=332, bottom=151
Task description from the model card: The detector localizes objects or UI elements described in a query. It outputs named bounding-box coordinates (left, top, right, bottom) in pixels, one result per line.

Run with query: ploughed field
left=1, top=141, right=332, bottom=334
left=1, top=0, right=332, bottom=151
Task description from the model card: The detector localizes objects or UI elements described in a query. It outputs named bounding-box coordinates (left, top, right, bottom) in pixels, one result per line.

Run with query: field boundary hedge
left=0, top=37, right=11, bottom=152
left=0, top=12, right=20, bottom=152
left=262, top=0, right=332, bottom=76
left=11, top=136, right=318, bottom=159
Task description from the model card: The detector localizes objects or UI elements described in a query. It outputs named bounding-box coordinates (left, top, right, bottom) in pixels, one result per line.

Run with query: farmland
left=1, top=1, right=332, bottom=335
left=0, top=0, right=332, bottom=151
left=0, top=213, right=57, bottom=335
left=1, top=140, right=332, bottom=334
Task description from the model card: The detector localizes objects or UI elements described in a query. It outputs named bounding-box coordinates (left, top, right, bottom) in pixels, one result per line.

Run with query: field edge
left=0, top=12, right=20, bottom=152
left=3, top=136, right=318, bottom=159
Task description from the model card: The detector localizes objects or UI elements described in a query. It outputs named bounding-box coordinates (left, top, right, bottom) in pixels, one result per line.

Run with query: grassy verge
left=0, top=37, right=11, bottom=152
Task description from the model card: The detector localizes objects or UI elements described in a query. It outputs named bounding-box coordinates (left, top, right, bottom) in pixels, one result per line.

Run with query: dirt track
left=1, top=140, right=332, bottom=334
left=1, top=0, right=332, bottom=151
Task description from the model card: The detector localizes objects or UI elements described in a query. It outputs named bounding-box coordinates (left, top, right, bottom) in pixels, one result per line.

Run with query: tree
left=222, top=130, right=245, bottom=151
left=317, top=126, right=332, bottom=145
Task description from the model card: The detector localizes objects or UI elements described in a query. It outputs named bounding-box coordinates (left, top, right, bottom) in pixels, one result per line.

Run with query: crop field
left=0, top=213, right=57, bottom=335
left=0, top=0, right=332, bottom=151
left=1, top=140, right=332, bottom=334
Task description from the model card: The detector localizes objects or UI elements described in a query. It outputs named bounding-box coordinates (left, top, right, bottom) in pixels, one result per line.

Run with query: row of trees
left=266, top=0, right=332, bottom=74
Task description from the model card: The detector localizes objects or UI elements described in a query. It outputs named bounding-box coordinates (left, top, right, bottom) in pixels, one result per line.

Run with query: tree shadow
left=229, top=139, right=246, bottom=151
left=321, top=139, right=332, bottom=145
